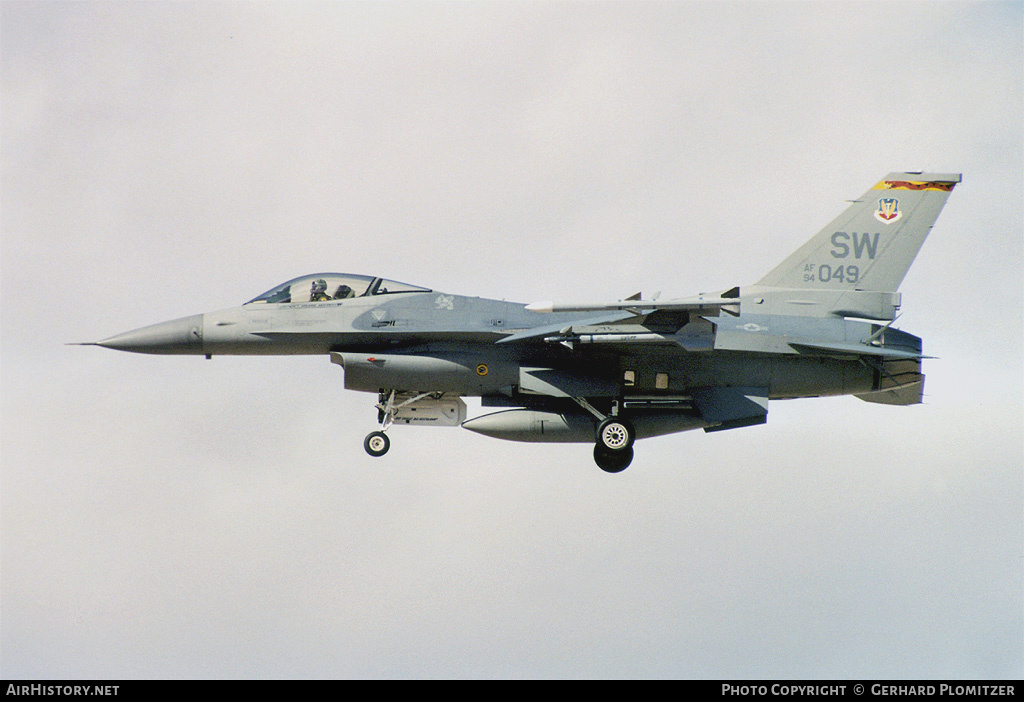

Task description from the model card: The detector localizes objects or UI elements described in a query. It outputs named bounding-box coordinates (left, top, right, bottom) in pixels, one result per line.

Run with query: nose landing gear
left=364, top=390, right=398, bottom=458
left=363, top=389, right=455, bottom=458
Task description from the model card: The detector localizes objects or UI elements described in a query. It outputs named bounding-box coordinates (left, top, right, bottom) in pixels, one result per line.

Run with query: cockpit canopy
left=246, top=273, right=431, bottom=305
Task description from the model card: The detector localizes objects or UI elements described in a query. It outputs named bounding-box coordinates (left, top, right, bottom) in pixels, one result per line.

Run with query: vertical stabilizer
left=756, top=172, right=960, bottom=292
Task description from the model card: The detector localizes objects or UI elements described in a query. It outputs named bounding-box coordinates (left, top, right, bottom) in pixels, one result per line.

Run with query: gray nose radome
left=95, top=314, right=204, bottom=355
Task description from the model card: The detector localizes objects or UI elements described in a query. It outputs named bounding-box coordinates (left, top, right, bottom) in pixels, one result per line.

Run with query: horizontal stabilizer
left=856, top=379, right=925, bottom=406
left=788, top=340, right=929, bottom=360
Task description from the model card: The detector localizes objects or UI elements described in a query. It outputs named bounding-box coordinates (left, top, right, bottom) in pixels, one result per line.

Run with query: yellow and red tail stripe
left=873, top=179, right=957, bottom=191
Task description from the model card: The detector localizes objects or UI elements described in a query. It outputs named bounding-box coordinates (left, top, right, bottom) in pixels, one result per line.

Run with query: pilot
left=309, top=279, right=331, bottom=302
left=333, top=284, right=354, bottom=299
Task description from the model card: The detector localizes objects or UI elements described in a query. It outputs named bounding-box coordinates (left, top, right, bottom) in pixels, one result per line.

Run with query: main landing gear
left=570, top=397, right=638, bottom=472
left=593, top=445, right=634, bottom=473
left=593, top=416, right=636, bottom=473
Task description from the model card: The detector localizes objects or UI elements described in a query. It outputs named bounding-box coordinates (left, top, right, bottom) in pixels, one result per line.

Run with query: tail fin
left=756, top=172, right=960, bottom=292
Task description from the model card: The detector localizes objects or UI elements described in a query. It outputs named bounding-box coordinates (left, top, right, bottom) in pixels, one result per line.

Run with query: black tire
left=594, top=445, right=633, bottom=473
left=595, top=417, right=635, bottom=452
left=364, top=431, right=390, bottom=457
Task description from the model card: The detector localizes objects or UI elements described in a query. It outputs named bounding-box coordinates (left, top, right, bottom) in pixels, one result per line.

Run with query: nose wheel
left=364, top=430, right=391, bottom=457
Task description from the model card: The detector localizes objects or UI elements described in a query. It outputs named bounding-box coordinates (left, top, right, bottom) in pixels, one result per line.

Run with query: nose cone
left=96, top=314, right=204, bottom=355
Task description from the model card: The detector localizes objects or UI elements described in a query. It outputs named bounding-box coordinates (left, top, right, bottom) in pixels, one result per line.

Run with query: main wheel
left=594, top=445, right=633, bottom=473
left=596, top=417, right=635, bottom=452
left=364, top=431, right=390, bottom=457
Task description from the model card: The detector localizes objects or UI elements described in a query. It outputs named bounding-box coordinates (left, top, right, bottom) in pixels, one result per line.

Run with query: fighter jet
left=86, top=172, right=960, bottom=472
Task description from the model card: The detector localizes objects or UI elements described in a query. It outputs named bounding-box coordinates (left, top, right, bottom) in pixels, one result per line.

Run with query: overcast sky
left=2, top=0, right=1021, bottom=679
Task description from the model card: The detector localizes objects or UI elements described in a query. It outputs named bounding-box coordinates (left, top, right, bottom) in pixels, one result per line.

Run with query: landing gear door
left=390, top=393, right=468, bottom=427
left=692, top=386, right=769, bottom=433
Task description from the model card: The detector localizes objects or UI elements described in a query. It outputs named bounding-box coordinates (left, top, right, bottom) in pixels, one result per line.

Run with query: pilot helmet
left=311, top=279, right=327, bottom=294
